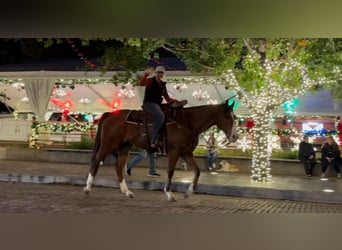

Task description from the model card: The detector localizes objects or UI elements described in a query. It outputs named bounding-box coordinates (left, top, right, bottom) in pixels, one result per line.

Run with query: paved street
left=1, top=181, right=342, bottom=213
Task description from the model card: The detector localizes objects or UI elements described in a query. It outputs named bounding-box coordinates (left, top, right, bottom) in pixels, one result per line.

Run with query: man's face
left=156, top=71, right=164, bottom=80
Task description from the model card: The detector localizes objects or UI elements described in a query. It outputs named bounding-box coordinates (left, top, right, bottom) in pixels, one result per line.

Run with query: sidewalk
left=1, top=159, right=342, bottom=204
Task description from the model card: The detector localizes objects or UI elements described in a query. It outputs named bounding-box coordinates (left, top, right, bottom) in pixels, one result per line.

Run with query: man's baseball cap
left=155, top=65, right=166, bottom=73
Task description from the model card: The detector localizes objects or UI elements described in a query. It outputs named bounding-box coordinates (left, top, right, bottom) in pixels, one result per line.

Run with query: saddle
left=125, top=100, right=187, bottom=154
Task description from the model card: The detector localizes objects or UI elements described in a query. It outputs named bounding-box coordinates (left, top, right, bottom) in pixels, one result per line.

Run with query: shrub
left=271, top=150, right=298, bottom=159
left=194, top=146, right=298, bottom=159
left=65, top=136, right=95, bottom=149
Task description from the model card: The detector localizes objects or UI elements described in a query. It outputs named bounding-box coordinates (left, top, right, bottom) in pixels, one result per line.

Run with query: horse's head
left=216, top=97, right=239, bottom=143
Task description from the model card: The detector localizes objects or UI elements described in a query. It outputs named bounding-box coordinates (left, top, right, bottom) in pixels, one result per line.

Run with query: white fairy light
left=290, top=135, right=301, bottom=151
left=332, top=134, right=340, bottom=146
left=236, top=136, right=252, bottom=152
left=12, top=82, right=25, bottom=91
left=21, top=97, right=29, bottom=103
left=192, top=88, right=210, bottom=100
left=173, top=83, right=188, bottom=92
left=53, top=88, right=67, bottom=97
left=207, top=99, right=218, bottom=104
left=79, top=98, right=91, bottom=104
left=268, top=134, right=281, bottom=153
left=116, top=83, right=135, bottom=99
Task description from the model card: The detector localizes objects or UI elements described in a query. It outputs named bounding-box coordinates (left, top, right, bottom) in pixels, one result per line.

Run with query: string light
left=192, top=88, right=210, bottom=100
left=207, top=99, right=218, bottom=104
left=65, top=38, right=96, bottom=69
left=173, top=83, right=188, bottom=92
left=79, top=98, right=91, bottom=104
left=115, top=83, right=135, bottom=99
left=236, top=135, right=252, bottom=152
left=12, top=82, right=25, bottom=91
left=52, top=88, right=67, bottom=98
left=224, top=54, right=323, bottom=182
left=29, top=121, right=96, bottom=148
left=21, top=97, right=29, bottom=103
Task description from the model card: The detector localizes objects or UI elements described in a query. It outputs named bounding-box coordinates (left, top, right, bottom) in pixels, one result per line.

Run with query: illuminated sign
left=302, top=122, right=324, bottom=132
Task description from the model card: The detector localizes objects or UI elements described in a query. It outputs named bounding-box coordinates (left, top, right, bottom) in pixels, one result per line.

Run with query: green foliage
left=65, top=136, right=95, bottom=150
left=271, top=150, right=298, bottom=160
left=34, top=38, right=341, bottom=93
left=194, top=147, right=298, bottom=159
left=163, top=38, right=243, bottom=74
left=304, top=39, right=342, bottom=90
left=194, top=147, right=252, bottom=157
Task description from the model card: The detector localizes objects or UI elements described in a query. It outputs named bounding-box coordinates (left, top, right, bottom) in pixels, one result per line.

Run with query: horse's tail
left=91, top=112, right=112, bottom=163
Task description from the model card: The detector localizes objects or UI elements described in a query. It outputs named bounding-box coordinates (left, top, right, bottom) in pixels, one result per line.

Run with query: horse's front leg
left=164, top=153, right=179, bottom=202
left=164, top=179, right=176, bottom=202
left=116, top=154, right=135, bottom=198
left=182, top=154, right=200, bottom=199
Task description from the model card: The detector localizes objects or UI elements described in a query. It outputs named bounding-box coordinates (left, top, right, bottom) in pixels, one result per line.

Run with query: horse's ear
left=225, top=95, right=236, bottom=109
left=227, top=100, right=235, bottom=109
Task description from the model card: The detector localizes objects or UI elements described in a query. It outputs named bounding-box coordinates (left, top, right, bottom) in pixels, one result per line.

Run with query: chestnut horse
left=83, top=98, right=238, bottom=201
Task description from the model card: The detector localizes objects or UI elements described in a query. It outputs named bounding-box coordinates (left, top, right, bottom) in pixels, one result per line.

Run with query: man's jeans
left=127, top=149, right=157, bottom=175
left=206, top=150, right=217, bottom=169
left=143, top=102, right=165, bottom=143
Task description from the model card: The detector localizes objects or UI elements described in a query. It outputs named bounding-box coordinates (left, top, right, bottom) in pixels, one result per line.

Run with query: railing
left=34, top=130, right=94, bottom=148
left=30, top=121, right=96, bottom=148
left=0, top=119, right=31, bottom=142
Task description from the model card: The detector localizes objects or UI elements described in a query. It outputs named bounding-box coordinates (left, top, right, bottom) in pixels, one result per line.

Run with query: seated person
left=320, top=135, right=341, bottom=178
left=205, top=132, right=218, bottom=170
left=298, top=135, right=316, bottom=177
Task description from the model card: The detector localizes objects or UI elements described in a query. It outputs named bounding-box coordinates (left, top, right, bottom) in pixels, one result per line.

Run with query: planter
left=1, top=147, right=333, bottom=177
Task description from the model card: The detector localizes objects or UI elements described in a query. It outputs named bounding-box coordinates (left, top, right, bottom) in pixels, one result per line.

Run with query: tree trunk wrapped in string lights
left=250, top=107, right=274, bottom=182
left=225, top=44, right=323, bottom=182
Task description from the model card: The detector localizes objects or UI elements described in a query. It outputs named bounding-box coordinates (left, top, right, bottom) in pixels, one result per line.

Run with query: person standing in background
left=125, top=149, right=160, bottom=177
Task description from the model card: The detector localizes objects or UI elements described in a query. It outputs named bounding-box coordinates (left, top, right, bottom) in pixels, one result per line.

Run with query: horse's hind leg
left=116, top=153, right=135, bottom=198
left=83, top=151, right=106, bottom=195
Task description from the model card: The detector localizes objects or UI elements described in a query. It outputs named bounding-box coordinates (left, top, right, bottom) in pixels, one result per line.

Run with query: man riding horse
left=140, top=65, right=180, bottom=148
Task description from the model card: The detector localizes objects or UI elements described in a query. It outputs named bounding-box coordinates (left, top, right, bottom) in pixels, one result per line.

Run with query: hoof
left=167, top=196, right=176, bottom=202
left=184, top=190, right=193, bottom=199
left=127, top=193, right=135, bottom=198
left=164, top=187, right=176, bottom=202
left=83, top=187, right=90, bottom=195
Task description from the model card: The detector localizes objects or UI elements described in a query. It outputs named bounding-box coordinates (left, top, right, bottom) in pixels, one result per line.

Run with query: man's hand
left=145, top=67, right=154, bottom=75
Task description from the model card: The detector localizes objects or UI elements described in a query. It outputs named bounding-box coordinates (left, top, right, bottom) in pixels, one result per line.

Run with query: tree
left=158, top=38, right=341, bottom=182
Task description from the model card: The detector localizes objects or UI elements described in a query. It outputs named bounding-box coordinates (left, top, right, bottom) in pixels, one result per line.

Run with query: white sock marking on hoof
left=164, top=187, right=176, bottom=202
left=120, top=179, right=134, bottom=198
left=84, top=173, right=94, bottom=193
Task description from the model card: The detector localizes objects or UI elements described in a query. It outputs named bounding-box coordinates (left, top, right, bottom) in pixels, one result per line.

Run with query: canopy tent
left=0, top=70, right=341, bottom=119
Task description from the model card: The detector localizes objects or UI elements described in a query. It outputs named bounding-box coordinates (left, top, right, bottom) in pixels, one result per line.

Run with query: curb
left=1, top=173, right=342, bottom=204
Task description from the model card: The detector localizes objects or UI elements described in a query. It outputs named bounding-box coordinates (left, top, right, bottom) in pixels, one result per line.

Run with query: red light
left=63, top=100, right=74, bottom=109
left=63, top=109, right=70, bottom=121
left=111, top=98, right=121, bottom=112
